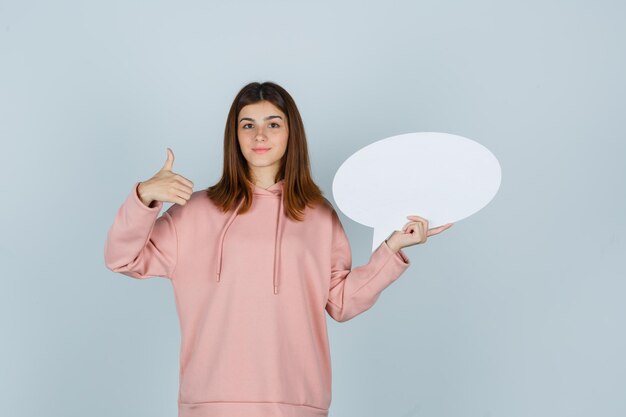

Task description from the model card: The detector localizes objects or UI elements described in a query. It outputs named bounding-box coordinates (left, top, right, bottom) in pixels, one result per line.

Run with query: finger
left=406, top=215, right=428, bottom=222
left=173, top=195, right=188, bottom=206
left=412, top=216, right=429, bottom=229
left=172, top=184, right=193, bottom=199
left=404, top=221, right=423, bottom=238
left=401, top=220, right=414, bottom=232
left=416, top=219, right=428, bottom=243
left=175, top=174, right=195, bottom=189
left=427, top=223, right=454, bottom=236
left=404, top=221, right=424, bottom=235
left=162, top=147, right=175, bottom=171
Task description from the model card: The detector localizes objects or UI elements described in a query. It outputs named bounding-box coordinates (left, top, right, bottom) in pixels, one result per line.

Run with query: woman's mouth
left=253, top=148, right=271, bottom=154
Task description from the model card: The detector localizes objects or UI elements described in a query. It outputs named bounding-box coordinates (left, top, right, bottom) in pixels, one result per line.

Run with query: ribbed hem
left=178, top=401, right=329, bottom=417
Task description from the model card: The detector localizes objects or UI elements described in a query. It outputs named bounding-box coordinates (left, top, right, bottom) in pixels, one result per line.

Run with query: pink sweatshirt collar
left=215, top=179, right=285, bottom=295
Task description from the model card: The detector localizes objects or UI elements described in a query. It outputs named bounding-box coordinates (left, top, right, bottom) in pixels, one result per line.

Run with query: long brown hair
left=206, top=81, right=327, bottom=222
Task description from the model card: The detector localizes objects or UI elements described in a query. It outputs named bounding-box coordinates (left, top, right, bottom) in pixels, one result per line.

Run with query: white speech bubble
left=332, top=132, right=501, bottom=252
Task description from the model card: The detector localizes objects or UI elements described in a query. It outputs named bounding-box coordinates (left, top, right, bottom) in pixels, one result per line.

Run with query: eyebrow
left=239, top=115, right=283, bottom=123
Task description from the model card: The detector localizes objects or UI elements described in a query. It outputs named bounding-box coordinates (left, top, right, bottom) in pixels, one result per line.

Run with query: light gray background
left=1, top=1, right=624, bottom=416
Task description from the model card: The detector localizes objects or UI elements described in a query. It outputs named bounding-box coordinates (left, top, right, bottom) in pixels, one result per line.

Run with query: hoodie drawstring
left=215, top=197, right=244, bottom=284
left=273, top=193, right=284, bottom=294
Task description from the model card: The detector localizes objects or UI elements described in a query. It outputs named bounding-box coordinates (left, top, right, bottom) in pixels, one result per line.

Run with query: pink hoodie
left=104, top=179, right=411, bottom=417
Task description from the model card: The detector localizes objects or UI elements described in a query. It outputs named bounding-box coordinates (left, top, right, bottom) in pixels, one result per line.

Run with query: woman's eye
left=270, top=123, right=280, bottom=128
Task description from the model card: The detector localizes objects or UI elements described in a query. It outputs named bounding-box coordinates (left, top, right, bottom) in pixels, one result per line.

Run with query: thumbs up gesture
left=137, top=148, right=195, bottom=207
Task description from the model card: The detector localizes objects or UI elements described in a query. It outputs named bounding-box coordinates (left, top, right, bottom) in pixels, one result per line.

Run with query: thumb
left=162, top=147, right=175, bottom=171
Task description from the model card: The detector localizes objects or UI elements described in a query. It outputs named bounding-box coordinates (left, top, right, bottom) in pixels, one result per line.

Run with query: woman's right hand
left=137, top=147, right=195, bottom=207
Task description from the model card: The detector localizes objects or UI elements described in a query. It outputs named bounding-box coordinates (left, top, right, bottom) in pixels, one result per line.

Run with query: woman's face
left=237, top=100, right=289, bottom=179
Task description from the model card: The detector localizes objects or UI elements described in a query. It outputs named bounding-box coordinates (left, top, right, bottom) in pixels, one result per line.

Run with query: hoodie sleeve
left=104, top=181, right=179, bottom=280
left=325, top=208, right=411, bottom=323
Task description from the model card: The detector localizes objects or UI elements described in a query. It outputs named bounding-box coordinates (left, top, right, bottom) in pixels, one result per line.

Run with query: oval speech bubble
left=332, top=132, right=501, bottom=252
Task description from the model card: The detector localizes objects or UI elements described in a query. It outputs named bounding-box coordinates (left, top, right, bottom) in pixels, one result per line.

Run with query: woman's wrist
left=137, top=182, right=155, bottom=208
left=385, top=238, right=401, bottom=253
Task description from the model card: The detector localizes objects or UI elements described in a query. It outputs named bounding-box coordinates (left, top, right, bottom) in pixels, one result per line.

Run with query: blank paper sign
left=332, top=132, right=502, bottom=252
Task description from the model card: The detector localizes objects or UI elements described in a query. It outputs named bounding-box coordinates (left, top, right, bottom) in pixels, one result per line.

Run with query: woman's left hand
left=385, top=215, right=454, bottom=252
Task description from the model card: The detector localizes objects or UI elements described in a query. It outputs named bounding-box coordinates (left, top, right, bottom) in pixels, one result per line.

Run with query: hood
left=215, top=179, right=285, bottom=295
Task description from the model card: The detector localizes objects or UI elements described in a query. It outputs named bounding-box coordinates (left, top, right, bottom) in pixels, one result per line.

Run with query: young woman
left=104, top=81, right=453, bottom=417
